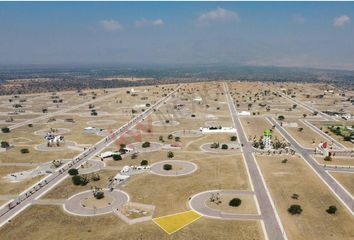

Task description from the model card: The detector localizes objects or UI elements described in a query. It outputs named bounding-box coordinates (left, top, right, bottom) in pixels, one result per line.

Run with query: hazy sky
left=0, top=2, right=353, bottom=70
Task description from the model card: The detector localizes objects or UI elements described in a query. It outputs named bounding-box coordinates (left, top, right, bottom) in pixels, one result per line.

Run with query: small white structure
left=84, top=126, right=103, bottom=133
left=98, top=151, right=120, bottom=159
left=199, top=126, right=236, bottom=134
left=109, top=165, right=150, bottom=190
left=238, top=111, right=251, bottom=116
left=193, top=96, right=202, bottom=102
left=44, top=133, right=64, bottom=147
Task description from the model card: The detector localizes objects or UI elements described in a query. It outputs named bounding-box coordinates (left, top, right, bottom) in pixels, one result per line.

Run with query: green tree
left=326, top=205, right=337, bottom=214
left=112, top=154, right=122, bottom=161
left=288, top=204, right=303, bottom=215
left=1, top=127, right=10, bottom=133
left=230, top=136, right=237, bottom=141
left=1, top=141, right=10, bottom=148
left=20, top=148, right=29, bottom=154
left=140, top=160, right=149, bottom=166
left=72, top=175, right=83, bottom=185
left=221, top=144, right=228, bottom=150
left=68, top=168, right=79, bottom=176
left=229, top=198, right=242, bottom=207
left=278, top=115, right=285, bottom=121
left=163, top=164, right=172, bottom=171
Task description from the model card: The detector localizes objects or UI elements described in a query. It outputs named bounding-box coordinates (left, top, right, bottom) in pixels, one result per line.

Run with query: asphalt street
left=224, top=83, right=287, bottom=240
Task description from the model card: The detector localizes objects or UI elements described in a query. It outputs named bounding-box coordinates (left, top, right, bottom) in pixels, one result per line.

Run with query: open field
left=0, top=166, right=44, bottom=195
left=330, top=172, right=354, bottom=196
left=0, top=205, right=264, bottom=240
left=256, top=154, right=354, bottom=240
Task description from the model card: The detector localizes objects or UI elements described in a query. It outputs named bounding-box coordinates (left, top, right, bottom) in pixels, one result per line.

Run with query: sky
left=0, top=2, right=353, bottom=70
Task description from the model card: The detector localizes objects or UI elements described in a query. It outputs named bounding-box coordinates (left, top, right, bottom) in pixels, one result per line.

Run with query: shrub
left=1, top=141, right=10, bottom=148
left=326, top=205, right=337, bottom=214
left=288, top=204, right=302, bottom=215
left=1, top=127, right=10, bottom=133
left=140, top=160, right=149, bottom=166
left=167, top=134, right=173, bottom=140
left=281, top=159, right=288, bottom=164
left=20, top=148, right=29, bottom=154
left=28, top=124, right=33, bottom=127
left=230, top=136, right=237, bottom=141
left=142, top=141, right=150, bottom=148
left=94, top=191, right=105, bottom=199
left=167, top=151, right=174, bottom=158
left=210, top=142, right=219, bottom=149
left=163, top=164, right=172, bottom=171
left=221, top=144, right=228, bottom=150
left=324, top=156, right=332, bottom=161
left=91, top=174, right=100, bottom=181
left=229, top=198, right=242, bottom=207
left=175, top=137, right=180, bottom=142
left=68, top=168, right=79, bottom=176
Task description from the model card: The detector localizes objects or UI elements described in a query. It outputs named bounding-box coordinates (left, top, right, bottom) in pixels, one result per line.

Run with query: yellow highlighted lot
left=152, top=210, right=202, bottom=234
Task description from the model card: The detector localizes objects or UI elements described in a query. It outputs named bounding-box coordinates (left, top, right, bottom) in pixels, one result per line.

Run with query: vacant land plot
left=330, top=172, right=354, bottom=196
left=256, top=155, right=354, bottom=240
left=0, top=166, right=44, bottom=195
left=0, top=205, right=264, bottom=240
left=284, top=119, right=327, bottom=148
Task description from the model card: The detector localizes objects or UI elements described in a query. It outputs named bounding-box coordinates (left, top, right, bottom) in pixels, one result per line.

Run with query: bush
left=94, top=191, right=105, bottom=199
left=1, top=141, right=10, bottom=148
left=20, top=148, right=29, bottom=154
left=167, top=151, right=174, bottom=158
left=175, top=137, right=180, bottom=142
left=28, top=124, right=33, bottom=127
left=140, top=160, right=149, bottom=166
left=230, top=136, right=237, bottom=141
left=167, top=134, right=173, bottom=140
left=229, top=198, right=242, bottom=207
left=91, top=174, right=100, bottom=181
left=142, top=141, right=150, bottom=148
left=221, top=144, right=228, bottom=150
left=288, top=204, right=303, bottom=215
left=1, top=127, right=10, bottom=133
left=112, top=154, right=122, bottom=161
left=326, top=205, right=337, bottom=214
left=68, top=168, right=79, bottom=176
left=163, top=164, right=172, bottom=171
left=324, top=156, right=332, bottom=161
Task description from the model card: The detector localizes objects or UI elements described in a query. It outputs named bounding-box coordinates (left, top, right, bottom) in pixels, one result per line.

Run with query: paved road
left=277, top=91, right=335, bottom=121
left=189, top=190, right=261, bottom=220
left=7, top=91, right=119, bottom=130
left=0, top=85, right=181, bottom=227
left=224, top=83, right=287, bottom=240
left=324, top=166, right=354, bottom=173
left=300, top=119, right=346, bottom=149
left=268, top=117, right=354, bottom=215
